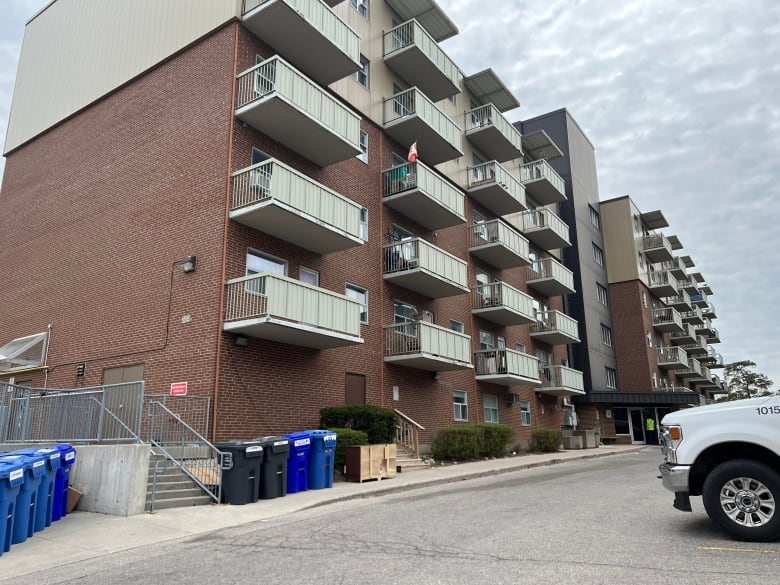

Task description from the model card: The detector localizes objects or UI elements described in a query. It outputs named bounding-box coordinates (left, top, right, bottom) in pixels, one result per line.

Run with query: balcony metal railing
left=224, top=272, right=361, bottom=338
left=657, top=346, right=688, bottom=366
left=520, top=160, right=566, bottom=204
left=665, top=290, right=692, bottom=310
left=539, top=365, right=585, bottom=394
left=531, top=310, right=579, bottom=343
left=235, top=56, right=361, bottom=165
left=661, top=257, right=687, bottom=277
left=231, top=160, right=363, bottom=244
left=468, top=219, right=530, bottom=263
left=464, top=104, right=523, bottom=162
left=383, top=19, right=460, bottom=101
left=646, top=270, right=679, bottom=294
left=383, top=321, right=471, bottom=365
left=466, top=160, right=527, bottom=215
left=652, top=307, right=682, bottom=330
left=471, top=282, right=535, bottom=325
left=382, top=160, right=465, bottom=227
left=527, top=257, right=575, bottom=295
left=382, top=237, right=468, bottom=297
left=474, top=349, right=539, bottom=380
left=643, top=233, right=672, bottom=257
left=519, top=208, right=571, bottom=249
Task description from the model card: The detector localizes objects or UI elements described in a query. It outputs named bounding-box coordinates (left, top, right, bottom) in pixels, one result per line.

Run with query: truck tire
left=702, top=459, right=780, bottom=542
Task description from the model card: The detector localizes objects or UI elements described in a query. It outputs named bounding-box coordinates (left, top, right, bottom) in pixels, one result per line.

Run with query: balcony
left=519, top=160, right=566, bottom=205
left=466, top=161, right=527, bottom=216
left=516, top=208, right=571, bottom=250
left=661, top=257, right=687, bottom=279
left=657, top=346, right=688, bottom=369
left=474, top=349, right=540, bottom=387
left=530, top=310, right=580, bottom=346
left=689, top=290, right=709, bottom=308
left=660, top=383, right=695, bottom=394
left=537, top=366, right=586, bottom=398
left=242, top=0, right=360, bottom=85
left=652, top=307, right=683, bottom=333
left=702, top=302, right=717, bottom=319
left=231, top=161, right=363, bottom=253
left=383, top=20, right=460, bottom=102
left=707, top=327, right=721, bottom=344
left=679, top=277, right=699, bottom=295
left=700, top=347, right=725, bottom=368
left=223, top=273, right=363, bottom=349
left=383, top=238, right=468, bottom=298
left=670, top=324, right=697, bottom=346
left=383, top=88, right=463, bottom=166
left=382, top=161, right=465, bottom=230
left=682, top=336, right=708, bottom=357
left=235, top=56, right=361, bottom=166
left=646, top=270, right=679, bottom=298
left=526, top=257, right=575, bottom=297
left=642, top=234, right=674, bottom=263
left=680, top=307, right=704, bottom=325
left=468, top=220, right=531, bottom=270
left=383, top=322, right=472, bottom=371
left=664, top=290, right=692, bottom=311
left=675, top=358, right=703, bottom=379
left=694, top=318, right=714, bottom=337
left=471, top=282, right=535, bottom=326
left=464, top=105, right=523, bottom=163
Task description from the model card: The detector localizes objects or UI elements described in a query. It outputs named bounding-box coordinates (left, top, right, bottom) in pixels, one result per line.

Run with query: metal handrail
left=147, top=401, right=225, bottom=511
left=395, top=409, right=424, bottom=458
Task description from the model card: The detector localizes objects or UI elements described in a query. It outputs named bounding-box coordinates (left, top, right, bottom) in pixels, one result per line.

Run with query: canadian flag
left=407, top=141, right=418, bottom=162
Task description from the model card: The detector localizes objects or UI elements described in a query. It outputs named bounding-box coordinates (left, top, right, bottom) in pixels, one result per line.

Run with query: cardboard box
left=67, top=486, right=83, bottom=513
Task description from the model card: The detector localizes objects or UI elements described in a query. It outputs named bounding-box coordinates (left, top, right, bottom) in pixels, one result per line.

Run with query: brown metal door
left=345, top=373, right=366, bottom=405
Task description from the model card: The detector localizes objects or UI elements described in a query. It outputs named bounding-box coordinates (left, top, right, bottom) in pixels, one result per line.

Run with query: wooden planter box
left=345, top=444, right=397, bottom=482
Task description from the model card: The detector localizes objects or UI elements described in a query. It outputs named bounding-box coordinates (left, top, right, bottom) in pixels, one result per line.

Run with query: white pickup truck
left=658, top=393, right=780, bottom=541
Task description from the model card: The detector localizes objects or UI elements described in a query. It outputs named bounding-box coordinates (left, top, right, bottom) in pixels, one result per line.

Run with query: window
left=605, top=367, right=617, bottom=389
left=479, top=330, right=495, bottom=350
left=356, top=130, right=368, bottom=164
left=651, top=372, right=657, bottom=388
left=449, top=320, right=464, bottom=334
left=473, top=210, right=488, bottom=241
left=646, top=331, right=653, bottom=347
left=613, top=407, right=629, bottom=435
left=299, top=267, right=319, bottom=286
left=592, top=243, right=604, bottom=266
left=483, top=394, right=499, bottom=423
left=519, top=400, right=532, bottom=426
left=359, top=207, right=368, bottom=240
left=349, top=0, right=368, bottom=18
left=642, top=292, right=648, bottom=308
left=247, top=250, right=286, bottom=276
left=453, top=390, right=468, bottom=421
left=638, top=251, right=644, bottom=268
left=346, top=284, right=368, bottom=323
left=589, top=205, right=600, bottom=229
left=353, top=55, right=369, bottom=88
left=515, top=341, right=526, bottom=353
left=596, top=283, right=609, bottom=306
left=393, top=300, right=417, bottom=335
left=601, top=324, right=613, bottom=347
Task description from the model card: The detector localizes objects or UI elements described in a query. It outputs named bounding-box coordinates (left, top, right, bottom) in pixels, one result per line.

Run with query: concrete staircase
left=146, top=455, right=213, bottom=512
left=395, top=444, right=431, bottom=473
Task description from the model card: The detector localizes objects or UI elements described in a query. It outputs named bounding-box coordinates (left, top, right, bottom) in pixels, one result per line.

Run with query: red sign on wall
left=170, top=382, right=188, bottom=396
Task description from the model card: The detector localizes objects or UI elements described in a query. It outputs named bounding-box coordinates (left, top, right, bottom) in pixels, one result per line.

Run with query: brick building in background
left=0, top=0, right=584, bottom=449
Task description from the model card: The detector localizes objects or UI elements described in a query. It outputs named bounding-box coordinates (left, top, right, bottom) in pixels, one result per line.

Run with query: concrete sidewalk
left=1, top=444, right=646, bottom=578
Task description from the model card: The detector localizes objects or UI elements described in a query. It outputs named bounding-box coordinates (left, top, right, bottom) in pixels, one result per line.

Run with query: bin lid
left=256, top=436, right=290, bottom=454
left=215, top=440, right=264, bottom=456
left=0, top=453, right=46, bottom=477
left=12, top=447, right=62, bottom=470
left=51, top=443, right=77, bottom=465
left=306, top=430, right=338, bottom=445
left=0, top=461, right=25, bottom=488
left=284, top=431, right=311, bottom=450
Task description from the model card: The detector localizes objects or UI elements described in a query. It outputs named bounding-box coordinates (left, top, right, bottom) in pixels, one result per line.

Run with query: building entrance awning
left=0, top=331, right=48, bottom=373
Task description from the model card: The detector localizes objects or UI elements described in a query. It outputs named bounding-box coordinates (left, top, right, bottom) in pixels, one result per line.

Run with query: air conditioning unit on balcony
left=562, top=397, right=573, bottom=407
left=506, top=393, right=522, bottom=404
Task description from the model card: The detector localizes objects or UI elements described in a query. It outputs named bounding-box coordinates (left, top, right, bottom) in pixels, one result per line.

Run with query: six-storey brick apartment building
left=0, top=0, right=585, bottom=450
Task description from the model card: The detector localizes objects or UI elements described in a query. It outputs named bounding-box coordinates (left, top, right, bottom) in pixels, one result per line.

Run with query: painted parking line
left=697, top=546, right=779, bottom=555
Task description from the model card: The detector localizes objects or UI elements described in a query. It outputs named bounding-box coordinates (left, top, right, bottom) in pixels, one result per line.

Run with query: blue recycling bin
left=13, top=447, right=60, bottom=531
left=0, top=453, right=45, bottom=544
left=307, top=430, right=337, bottom=489
left=0, top=461, right=24, bottom=556
left=284, top=432, right=311, bottom=494
left=52, top=444, right=76, bottom=521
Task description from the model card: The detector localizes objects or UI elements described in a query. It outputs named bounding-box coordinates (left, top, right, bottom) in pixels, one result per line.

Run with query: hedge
left=329, top=427, right=368, bottom=473
left=431, top=423, right=514, bottom=461
left=530, top=429, right=562, bottom=452
left=319, top=405, right=397, bottom=444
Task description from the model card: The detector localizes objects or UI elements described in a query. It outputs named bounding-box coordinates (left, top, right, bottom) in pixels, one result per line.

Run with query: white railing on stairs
left=395, top=409, right=425, bottom=459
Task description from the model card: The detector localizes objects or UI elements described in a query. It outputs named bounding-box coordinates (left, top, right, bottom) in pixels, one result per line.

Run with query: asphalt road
left=28, top=449, right=779, bottom=584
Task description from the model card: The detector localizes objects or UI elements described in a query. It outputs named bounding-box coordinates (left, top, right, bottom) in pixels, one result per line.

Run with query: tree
left=716, top=360, right=774, bottom=402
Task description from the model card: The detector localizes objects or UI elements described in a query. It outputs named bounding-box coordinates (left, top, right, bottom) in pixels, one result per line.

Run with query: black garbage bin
left=256, top=436, right=290, bottom=499
left=216, top=441, right=264, bottom=505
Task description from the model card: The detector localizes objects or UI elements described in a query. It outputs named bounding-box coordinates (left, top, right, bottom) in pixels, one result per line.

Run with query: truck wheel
left=702, top=459, right=780, bottom=542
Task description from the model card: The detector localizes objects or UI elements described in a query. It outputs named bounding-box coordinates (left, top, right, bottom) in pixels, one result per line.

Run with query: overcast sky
left=1, top=1, right=778, bottom=388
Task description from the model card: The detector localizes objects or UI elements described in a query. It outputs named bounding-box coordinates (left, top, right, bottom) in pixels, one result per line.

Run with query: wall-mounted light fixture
left=180, top=256, right=197, bottom=274
left=234, top=335, right=248, bottom=347
left=432, top=372, right=441, bottom=381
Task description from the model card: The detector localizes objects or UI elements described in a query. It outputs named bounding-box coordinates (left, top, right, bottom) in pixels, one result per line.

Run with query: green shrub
left=431, top=423, right=514, bottom=460
left=530, top=429, right=562, bottom=453
left=329, top=427, right=368, bottom=473
left=320, top=405, right=397, bottom=444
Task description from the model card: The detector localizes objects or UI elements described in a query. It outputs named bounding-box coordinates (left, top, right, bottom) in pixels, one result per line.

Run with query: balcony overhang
left=648, top=281, right=678, bottom=298
left=469, top=240, right=531, bottom=270
left=640, top=209, right=669, bottom=230
left=535, top=386, right=586, bottom=398
left=242, top=1, right=360, bottom=85
left=665, top=295, right=692, bottom=311
left=520, top=129, right=564, bottom=161
left=472, top=304, right=535, bottom=327
left=668, top=235, right=683, bottom=250
left=383, top=0, right=459, bottom=42
left=383, top=33, right=459, bottom=101
left=671, top=331, right=697, bottom=346
left=644, top=243, right=673, bottom=264
left=522, top=223, right=571, bottom=251
left=526, top=274, right=575, bottom=297
left=383, top=110, right=463, bottom=166
left=466, top=124, right=522, bottom=163
left=530, top=328, right=579, bottom=346
left=463, top=69, right=519, bottom=113
left=384, top=352, right=472, bottom=371
left=383, top=268, right=468, bottom=299
left=468, top=180, right=526, bottom=217
left=658, top=357, right=688, bottom=370
left=477, top=372, right=539, bottom=387
left=653, top=320, right=683, bottom=334
left=223, top=318, right=362, bottom=349
left=236, top=94, right=360, bottom=167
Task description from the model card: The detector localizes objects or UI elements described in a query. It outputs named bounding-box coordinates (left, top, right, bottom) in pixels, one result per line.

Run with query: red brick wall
left=608, top=280, right=654, bottom=391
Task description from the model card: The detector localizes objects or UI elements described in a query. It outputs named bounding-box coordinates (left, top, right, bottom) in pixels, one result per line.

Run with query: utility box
left=345, top=444, right=397, bottom=482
